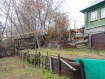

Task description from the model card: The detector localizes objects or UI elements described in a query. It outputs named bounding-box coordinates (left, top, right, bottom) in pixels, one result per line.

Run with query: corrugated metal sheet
left=92, top=33, right=105, bottom=51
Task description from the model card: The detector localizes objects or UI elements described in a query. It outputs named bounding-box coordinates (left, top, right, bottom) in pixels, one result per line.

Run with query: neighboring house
left=80, top=0, right=105, bottom=50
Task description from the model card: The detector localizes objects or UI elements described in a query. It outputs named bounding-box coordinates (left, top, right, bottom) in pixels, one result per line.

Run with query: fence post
left=41, top=55, right=43, bottom=68
left=29, top=53, right=30, bottom=64
left=20, top=52, right=21, bottom=59
left=21, top=51, right=22, bottom=59
left=45, top=56, right=46, bottom=69
left=79, top=59, right=85, bottom=79
left=47, top=51, right=48, bottom=57
left=49, top=55, right=52, bottom=72
left=34, top=51, right=36, bottom=66
left=38, top=52, right=40, bottom=67
left=30, top=54, right=32, bottom=64
left=23, top=53, right=25, bottom=68
left=34, top=54, right=36, bottom=66
left=45, top=51, right=48, bottom=69
left=58, top=54, right=61, bottom=76
left=27, top=51, right=29, bottom=61
left=89, top=33, right=92, bottom=49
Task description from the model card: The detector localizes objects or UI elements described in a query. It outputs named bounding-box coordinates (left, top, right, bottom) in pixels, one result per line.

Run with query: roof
left=80, top=0, right=105, bottom=13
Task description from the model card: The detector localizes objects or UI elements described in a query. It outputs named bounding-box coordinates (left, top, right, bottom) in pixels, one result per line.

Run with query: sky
left=0, top=0, right=96, bottom=29
left=69, top=0, right=95, bottom=21
left=61, top=0, right=95, bottom=29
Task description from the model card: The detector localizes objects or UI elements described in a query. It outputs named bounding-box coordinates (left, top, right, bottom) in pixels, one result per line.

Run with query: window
left=90, top=10, right=97, bottom=21
left=101, top=7, right=105, bottom=18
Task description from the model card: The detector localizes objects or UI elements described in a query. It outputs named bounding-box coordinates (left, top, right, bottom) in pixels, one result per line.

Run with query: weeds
left=30, top=55, right=34, bottom=63
left=69, top=52, right=79, bottom=55
left=41, top=68, right=72, bottom=79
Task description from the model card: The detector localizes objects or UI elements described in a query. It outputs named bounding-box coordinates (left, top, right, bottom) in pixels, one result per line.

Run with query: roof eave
left=80, top=10, right=85, bottom=14
left=80, top=1, right=105, bottom=14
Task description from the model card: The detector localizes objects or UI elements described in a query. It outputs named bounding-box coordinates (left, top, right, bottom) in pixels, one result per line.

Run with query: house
left=80, top=0, right=105, bottom=51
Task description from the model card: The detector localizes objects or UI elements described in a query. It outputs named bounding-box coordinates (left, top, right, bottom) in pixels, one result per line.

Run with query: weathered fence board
left=18, top=51, right=82, bottom=79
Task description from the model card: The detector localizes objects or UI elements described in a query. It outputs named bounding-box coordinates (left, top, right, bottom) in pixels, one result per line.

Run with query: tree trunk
left=34, top=33, right=41, bottom=49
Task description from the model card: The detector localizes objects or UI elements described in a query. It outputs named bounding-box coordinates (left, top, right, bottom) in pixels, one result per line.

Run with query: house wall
left=84, top=26, right=105, bottom=34
left=85, top=2, right=105, bottom=30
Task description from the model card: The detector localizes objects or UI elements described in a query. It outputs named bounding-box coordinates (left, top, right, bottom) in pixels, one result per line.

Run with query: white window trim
left=101, top=7, right=105, bottom=18
left=90, top=10, right=98, bottom=21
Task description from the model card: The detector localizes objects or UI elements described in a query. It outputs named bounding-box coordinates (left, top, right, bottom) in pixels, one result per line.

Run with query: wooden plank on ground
left=60, top=58, right=77, bottom=71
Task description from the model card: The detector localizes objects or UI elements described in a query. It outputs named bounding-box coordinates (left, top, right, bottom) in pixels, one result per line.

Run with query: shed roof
left=80, top=0, right=105, bottom=13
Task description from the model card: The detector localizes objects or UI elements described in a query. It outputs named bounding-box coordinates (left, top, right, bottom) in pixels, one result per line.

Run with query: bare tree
left=0, top=0, right=71, bottom=49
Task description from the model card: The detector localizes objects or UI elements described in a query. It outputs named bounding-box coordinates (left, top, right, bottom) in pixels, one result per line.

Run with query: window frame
left=90, top=10, right=98, bottom=21
left=101, top=7, right=105, bottom=18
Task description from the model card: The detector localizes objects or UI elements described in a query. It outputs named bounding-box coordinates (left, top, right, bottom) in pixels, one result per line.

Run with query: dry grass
left=22, top=47, right=105, bottom=60
left=0, top=56, right=64, bottom=79
left=1, top=47, right=104, bottom=79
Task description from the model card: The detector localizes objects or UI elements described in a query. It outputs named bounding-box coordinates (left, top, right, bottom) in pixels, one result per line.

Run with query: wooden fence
left=18, top=51, right=84, bottom=79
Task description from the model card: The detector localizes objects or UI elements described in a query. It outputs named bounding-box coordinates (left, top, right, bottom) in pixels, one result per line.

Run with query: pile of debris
left=68, top=27, right=89, bottom=48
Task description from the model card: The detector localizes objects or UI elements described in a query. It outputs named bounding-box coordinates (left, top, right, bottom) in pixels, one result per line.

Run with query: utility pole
left=75, top=20, right=77, bottom=37
left=68, top=20, right=71, bottom=41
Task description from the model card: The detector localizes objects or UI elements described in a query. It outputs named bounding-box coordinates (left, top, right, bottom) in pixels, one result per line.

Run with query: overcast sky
left=61, top=0, right=95, bottom=28
left=69, top=0, right=95, bottom=21
left=0, top=0, right=95, bottom=28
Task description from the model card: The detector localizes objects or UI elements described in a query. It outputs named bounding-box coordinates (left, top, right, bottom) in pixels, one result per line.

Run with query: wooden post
left=38, top=52, right=40, bottom=67
left=45, top=51, right=48, bottom=69
left=34, top=54, right=36, bottom=66
left=45, top=56, right=47, bottom=69
left=21, top=51, right=22, bottom=59
left=89, top=33, right=91, bottom=49
left=34, top=51, right=36, bottom=66
left=23, top=53, right=25, bottom=68
left=20, top=52, right=21, bottom=58
left=47, top=51, right=48, bottom=57
left=79, top=59, right=85, bottom=79
left=75, top=20, right=77, bottom=37
left=49, top=55, right=52, bottom=72
left=41, top=55, right=43, bottom=68
left=58, top=54, right=61, bottom=76
left=27, top=51, right=29, bottom=61
left=30, top=54, right=32, bottom=64
left=29, top=54, right=30, bottom=63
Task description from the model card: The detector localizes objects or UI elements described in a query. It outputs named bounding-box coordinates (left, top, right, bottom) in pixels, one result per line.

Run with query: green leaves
left=30, top=55, right=34, bottom=63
